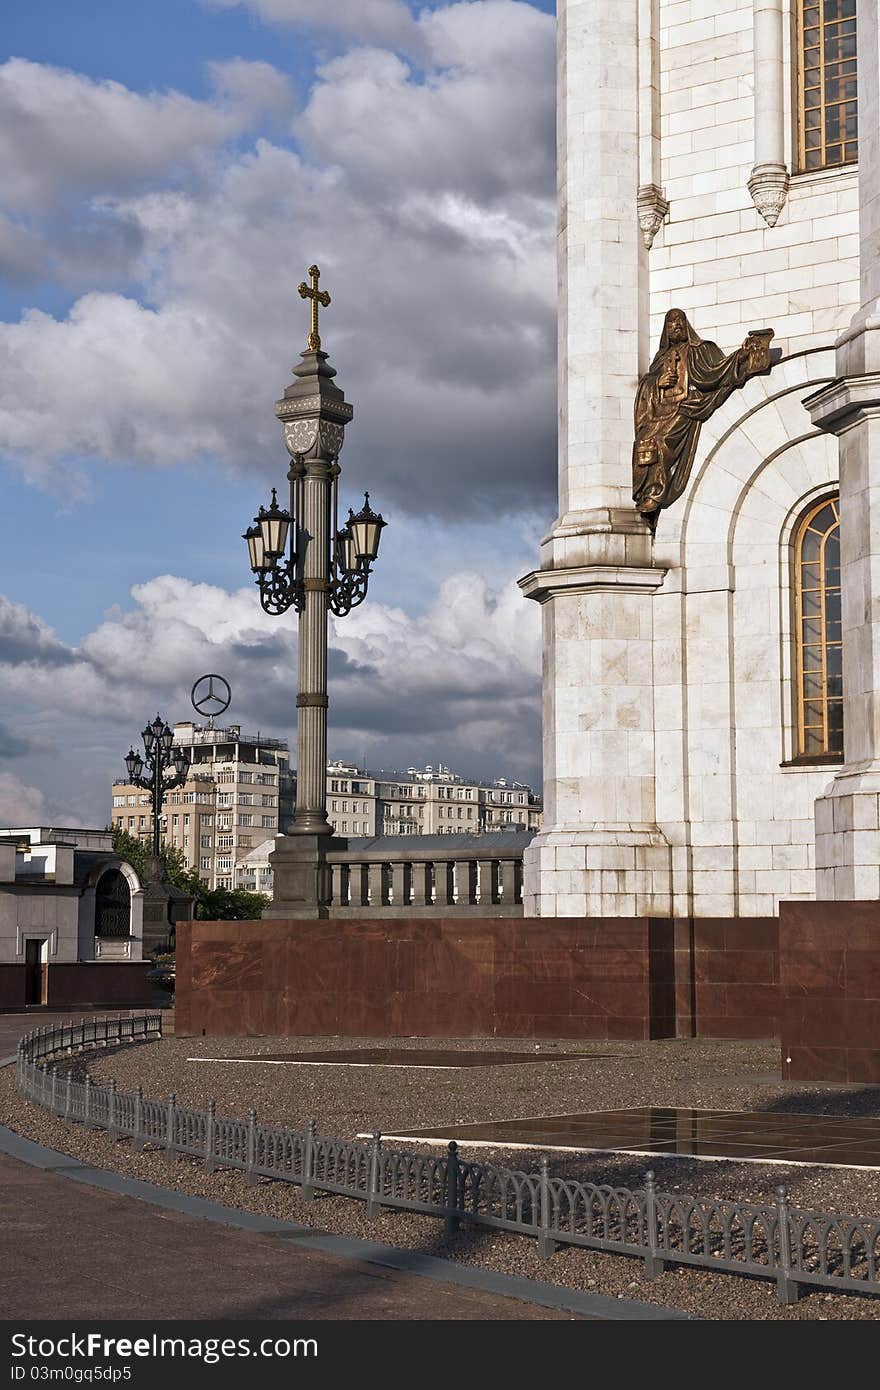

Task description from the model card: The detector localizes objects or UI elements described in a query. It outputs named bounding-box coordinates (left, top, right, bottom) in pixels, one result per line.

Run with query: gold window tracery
left=794, top=496, right=842, bottom=758
left=797, top=0, right=858, bottom=172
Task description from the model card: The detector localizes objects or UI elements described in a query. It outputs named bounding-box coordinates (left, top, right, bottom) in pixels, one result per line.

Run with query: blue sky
left=0, top=0, right=557, bottom=825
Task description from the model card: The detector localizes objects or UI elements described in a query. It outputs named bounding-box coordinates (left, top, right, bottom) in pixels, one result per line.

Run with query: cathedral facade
left=522, top=0, right=876, bottom=919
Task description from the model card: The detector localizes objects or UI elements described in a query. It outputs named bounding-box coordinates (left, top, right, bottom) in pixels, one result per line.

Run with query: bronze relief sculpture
left=632, top=308, right=776, bottom=526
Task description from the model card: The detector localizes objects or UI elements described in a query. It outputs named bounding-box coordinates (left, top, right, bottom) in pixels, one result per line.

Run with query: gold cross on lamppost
left=298, top=264, right=331, bottom=351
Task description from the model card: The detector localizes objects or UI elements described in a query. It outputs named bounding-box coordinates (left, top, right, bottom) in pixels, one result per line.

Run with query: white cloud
left=0, top=563, right=541, bottom=823
left=0, top=5, right=556, bottom=517
left=0, top=57, right=286, bottom=213
left=203, top=0, right=421, bottom=50
left=0, top=772, right=52, bottom=824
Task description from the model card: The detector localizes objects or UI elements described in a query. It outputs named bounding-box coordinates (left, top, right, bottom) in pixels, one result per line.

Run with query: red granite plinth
left=46, top=963, right=153, bottom=1008
left=0, top=962, right=152, bottom=1011
left=175, top=918, right=659, bottom=1040
left=0, top=964, right=27, bottom=1009
left=780, top=901, right=880, bottom=1084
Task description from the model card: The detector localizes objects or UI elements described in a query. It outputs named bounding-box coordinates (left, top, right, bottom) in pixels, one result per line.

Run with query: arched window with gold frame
left=794, top=496, right=842, bottom=759
left=796, top=0, right=858, bottom=172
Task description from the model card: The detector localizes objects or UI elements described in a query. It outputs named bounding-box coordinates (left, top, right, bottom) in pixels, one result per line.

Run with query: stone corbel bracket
left=748, top=161, right=790, bottom=227
left=637, top=182, right=669, bottom=250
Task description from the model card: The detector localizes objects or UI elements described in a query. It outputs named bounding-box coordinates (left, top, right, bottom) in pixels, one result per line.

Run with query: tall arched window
left=794, top=496, right=842, bottom=759
left=797, top=0, right=858, bottom=172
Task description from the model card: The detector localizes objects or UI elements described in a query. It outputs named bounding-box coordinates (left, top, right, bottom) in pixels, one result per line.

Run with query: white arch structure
left=76, top=858, right=145, bottom=960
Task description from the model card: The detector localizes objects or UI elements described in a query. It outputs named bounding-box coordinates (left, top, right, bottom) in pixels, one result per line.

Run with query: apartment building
left=235, top=761, right=542, bottom=896
left=111, top=722, right=294, bottom=890
left=329, top=761, right=542, bottom=837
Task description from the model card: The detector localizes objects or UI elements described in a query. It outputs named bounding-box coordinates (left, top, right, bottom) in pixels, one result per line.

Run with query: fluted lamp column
left=242, top=265, right=386, bottom=917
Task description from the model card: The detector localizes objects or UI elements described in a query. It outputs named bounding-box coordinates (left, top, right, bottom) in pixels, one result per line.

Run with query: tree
left=110, top=825, right=202, bottom=895
left=194, top=886, right=270, bottom=921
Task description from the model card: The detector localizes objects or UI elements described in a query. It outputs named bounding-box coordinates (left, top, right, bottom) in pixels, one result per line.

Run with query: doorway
left=25, top=938, right=48, bottom=1006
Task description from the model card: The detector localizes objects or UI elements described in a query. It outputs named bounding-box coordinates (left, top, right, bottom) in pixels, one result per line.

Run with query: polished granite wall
left=176, top=918, right=659, bottom=1039
left=780, top=901, right=880, bottom=1083
left=175, top=916, right=781, bottom=1041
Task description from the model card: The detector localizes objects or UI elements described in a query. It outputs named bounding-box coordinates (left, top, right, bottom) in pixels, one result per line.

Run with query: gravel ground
left=5, top=1032, right=880, bottom=1322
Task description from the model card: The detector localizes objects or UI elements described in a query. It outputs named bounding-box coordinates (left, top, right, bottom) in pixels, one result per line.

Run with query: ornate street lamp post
left=243, top=265, right=386, bottom=916
left=124, top=714, right=189, bottom=862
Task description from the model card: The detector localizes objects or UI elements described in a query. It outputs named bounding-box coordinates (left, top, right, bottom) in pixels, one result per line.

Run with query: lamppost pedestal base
left=263, top=833, right=340, bottom=919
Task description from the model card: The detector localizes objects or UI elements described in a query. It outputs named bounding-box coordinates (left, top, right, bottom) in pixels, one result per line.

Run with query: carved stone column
left=748, top=0, right=790, bottom=227
left=804, top=0, right=880, bottom=897
left=637, top=0, right=668, bottom=249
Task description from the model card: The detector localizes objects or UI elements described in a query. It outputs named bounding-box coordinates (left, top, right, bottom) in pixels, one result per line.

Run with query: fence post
left=50, top=1066, right=58, bottom=1115
left=537, top=1154, right=557, bottom=1259
left=132, top=1086, right=144, bottom=1151
left=107, top=1079, right=117, bottom=1139
left=775, top=1185, right=800, bottom=1305
left=301, top=1119, right=317, bottom=1202
left=204, top=1100, right=216, bottom=1173
left=83, top=1076, right=92, bottom=1130
left=245, top=1109, right=257, bottom=1186
left=643, top=1171, right=666, bottom=1279
left=64, top=1073, right=72, bottom=1121
left=444, top=1141, right=460, bottom=1238
left=366, top=1132, right=382, bottom=1221
left=165, top=1093, right=177, bottom=1165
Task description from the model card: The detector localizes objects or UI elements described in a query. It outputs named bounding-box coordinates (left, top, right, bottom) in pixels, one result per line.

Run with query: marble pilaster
left=520, top=0, right=669, bottom=917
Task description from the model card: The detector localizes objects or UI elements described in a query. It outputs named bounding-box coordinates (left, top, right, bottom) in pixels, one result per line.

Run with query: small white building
left=0, top=827, right=149, bottom=1008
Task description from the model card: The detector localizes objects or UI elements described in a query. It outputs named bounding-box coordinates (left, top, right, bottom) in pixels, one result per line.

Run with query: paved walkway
left=1, top=1014, right=690, bottom=1321
left=1, top=1150, right=592, bottom=1321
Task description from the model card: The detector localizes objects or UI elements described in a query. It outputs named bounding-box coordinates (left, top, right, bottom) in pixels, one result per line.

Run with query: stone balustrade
left=323, top=833, right=530, bottom=917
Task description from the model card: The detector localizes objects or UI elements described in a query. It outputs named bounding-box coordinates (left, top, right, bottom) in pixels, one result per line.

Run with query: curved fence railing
left=15, top=1014, right=880, bottom=1307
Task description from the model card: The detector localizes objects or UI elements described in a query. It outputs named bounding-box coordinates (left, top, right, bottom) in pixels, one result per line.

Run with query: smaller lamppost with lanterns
left=124, top=714, right=190, bottom=864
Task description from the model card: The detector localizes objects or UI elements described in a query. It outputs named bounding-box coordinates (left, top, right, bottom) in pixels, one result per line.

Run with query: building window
left=794, top=496, right=842, bottom=758
left=797, top=0, right=858, bottom=172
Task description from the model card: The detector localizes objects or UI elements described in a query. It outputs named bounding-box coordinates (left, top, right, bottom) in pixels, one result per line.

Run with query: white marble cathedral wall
left=648, top=0, right=859, bottom=914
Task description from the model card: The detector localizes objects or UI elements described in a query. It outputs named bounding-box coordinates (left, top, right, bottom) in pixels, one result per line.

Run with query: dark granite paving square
left=385, top=1107, right=880, bottom=1169
left=238, top=1049, right=613, bottom=1068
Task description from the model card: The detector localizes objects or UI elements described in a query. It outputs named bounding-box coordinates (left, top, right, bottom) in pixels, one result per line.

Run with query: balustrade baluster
left=390, top=862, right=407, bottom=907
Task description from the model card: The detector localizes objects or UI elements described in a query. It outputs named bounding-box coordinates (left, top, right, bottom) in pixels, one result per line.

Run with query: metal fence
left=16, top=1014, right=880, bottom=1307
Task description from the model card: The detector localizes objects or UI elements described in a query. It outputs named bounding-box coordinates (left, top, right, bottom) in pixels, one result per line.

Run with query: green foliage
left=194, top=887, right=270, bottom=921
left=111, top=825, right=268, bottom=921
left=110, top=824, right=202, bottom=895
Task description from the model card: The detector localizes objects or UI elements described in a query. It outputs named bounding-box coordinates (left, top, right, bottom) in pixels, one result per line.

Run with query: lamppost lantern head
left=142, top=723, right=155, bottom=756
left=243, top=524, right=270, bottom=574
left=173, top=749, right=189, bottom=781
left=336, top=524, right=358, bottom=574
left=256, top=488, right=291, bottom=560
left=348, top=492, right=386, bottom=565
left=160, top=722, right=174, bottom=754
left=125, top=747, right=143, bottom=782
